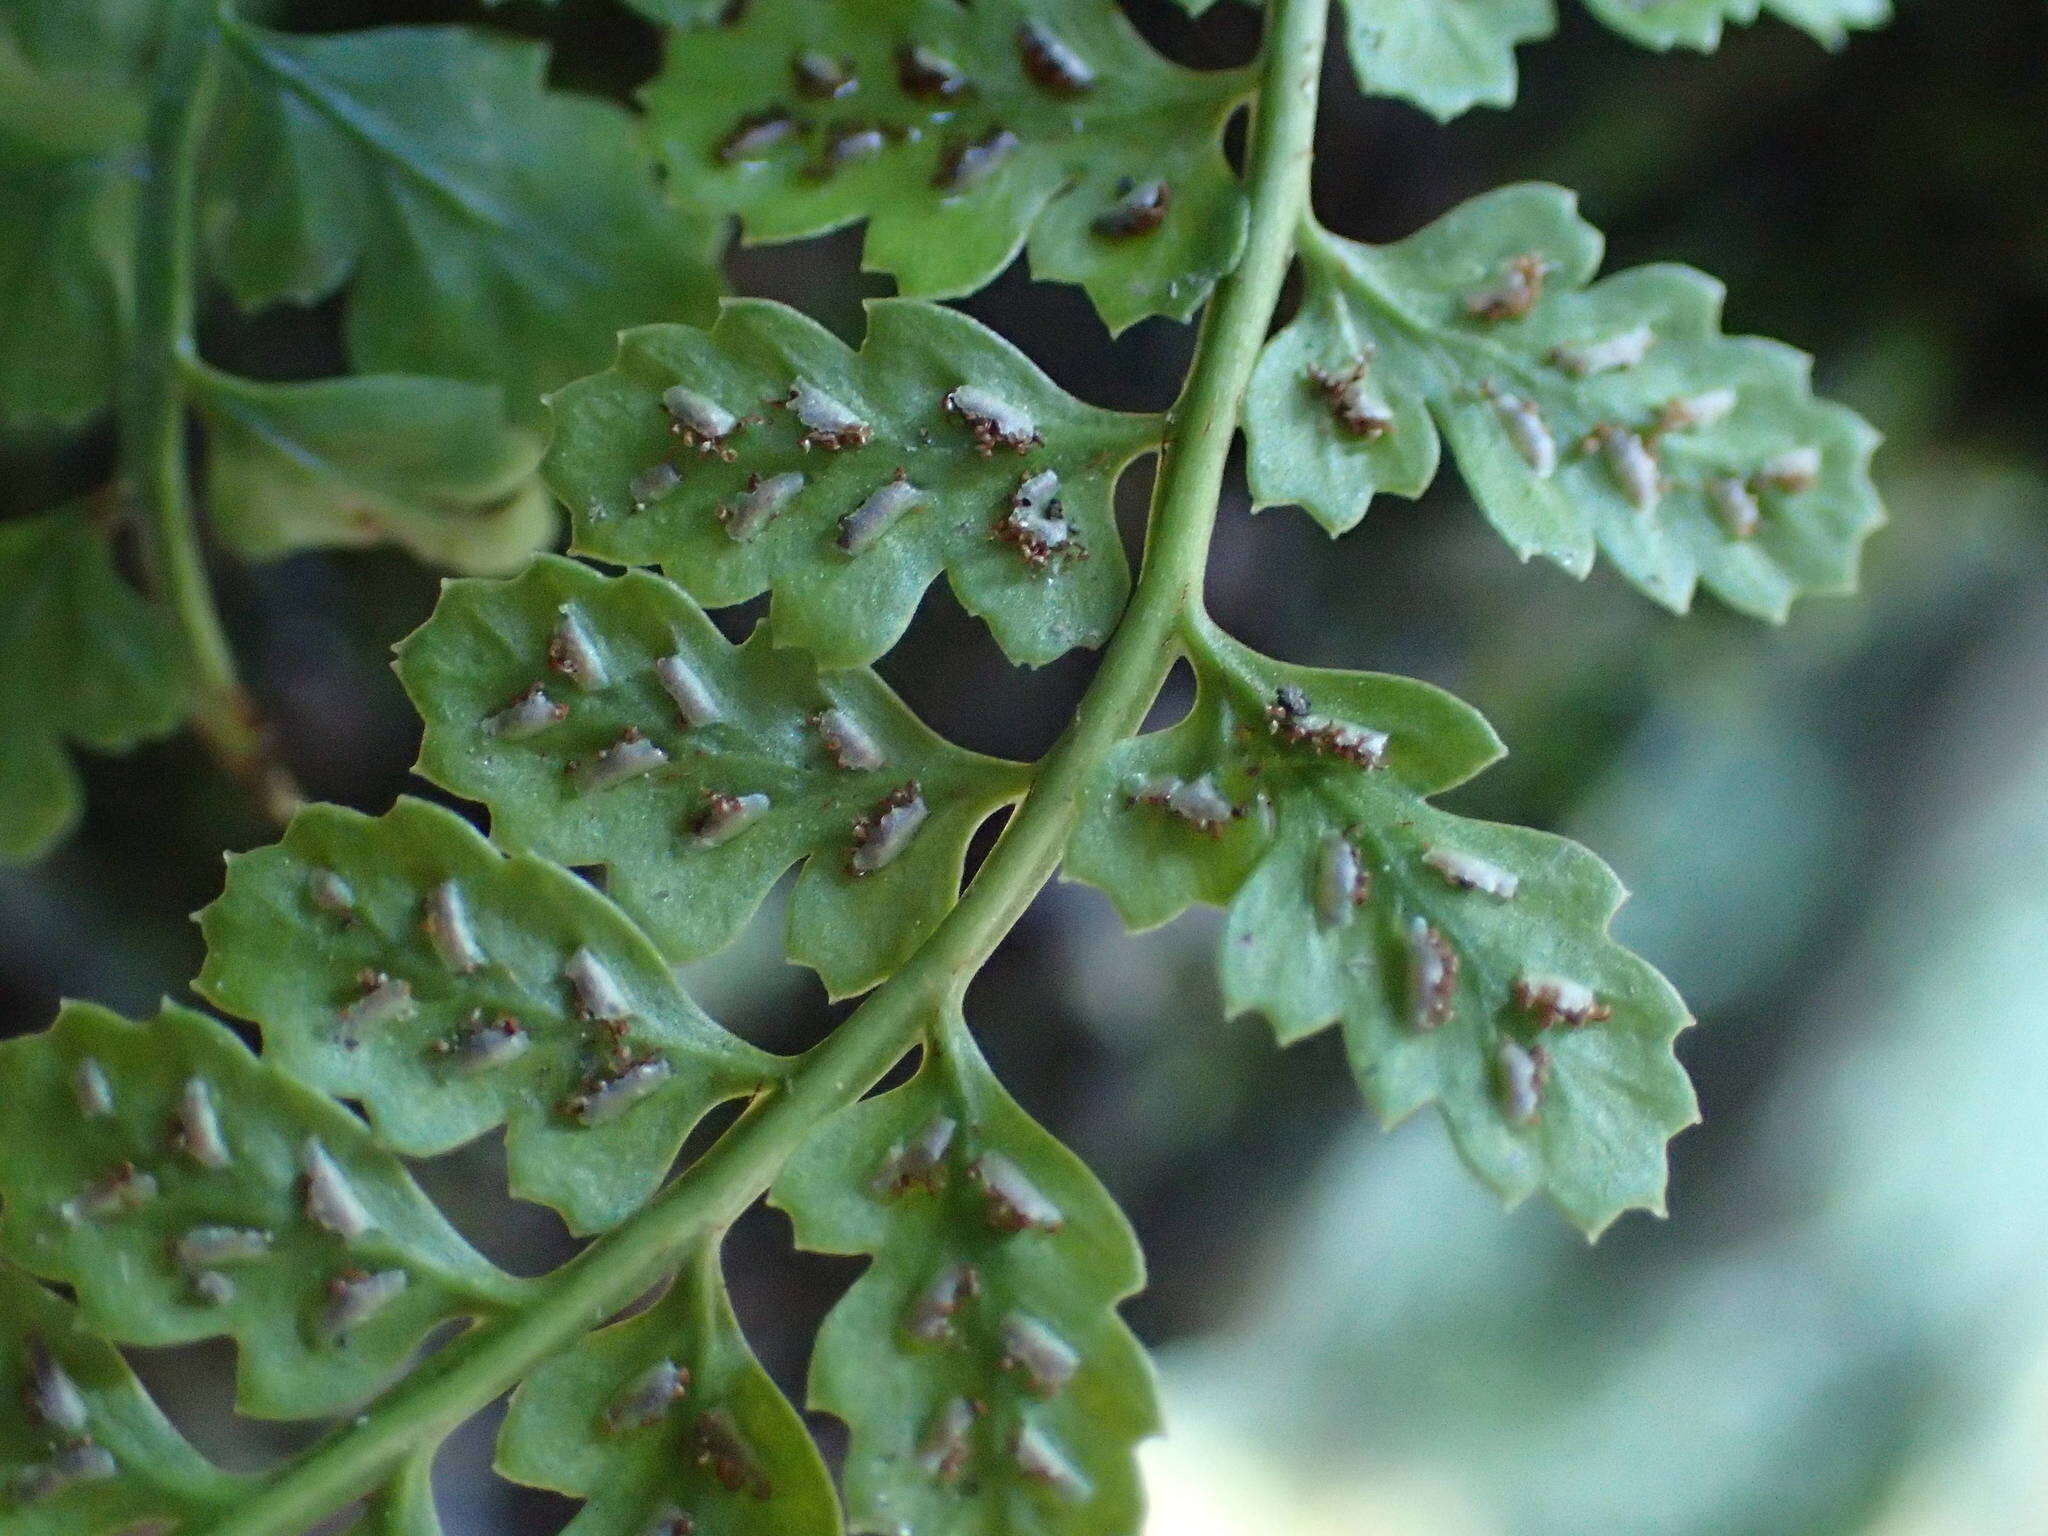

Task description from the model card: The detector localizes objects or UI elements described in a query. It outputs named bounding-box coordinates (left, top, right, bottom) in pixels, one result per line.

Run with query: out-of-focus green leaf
left=0, top=505, right=187, bottom=864
left=205, top=19, right=723, bottom=419
left=1335, top=0, right=1887, bottom=120
left=497, top=1242, right=839, bottom=1536
left=1247, top=190, right=1883, bottom=620
left=0, top=1261, right=239, bottom=1534
left=194, top=798, right=773, bottom=1236
left=548, top=299, right=1159, bottom=669
left=189, top=366, right=554, bottom=574
left=338, top=1454, right=443, bottom=1536
left=0, top=1003, right=519, bottom=1418
left=773, top=1011, right=1157, bottom=1535
left=397, top=557, right=1028, bottom=998
left=1064, top=617, right=1696, bottom=1234
left=640, top=0, right=1250, bottom=332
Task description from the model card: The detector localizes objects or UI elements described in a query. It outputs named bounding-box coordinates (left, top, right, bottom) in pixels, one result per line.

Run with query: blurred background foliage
left=3, top=0, right=2045, bottom=1530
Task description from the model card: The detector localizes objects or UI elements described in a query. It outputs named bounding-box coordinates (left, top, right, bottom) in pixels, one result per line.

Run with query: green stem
left=196, top=2, right=1328, bottom=1529
left=122, top=0, right=302, bottom=826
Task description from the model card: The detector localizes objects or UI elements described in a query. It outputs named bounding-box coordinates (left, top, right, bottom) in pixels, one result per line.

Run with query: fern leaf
left=0, top=1003, right=520, bottom=1418
left=1064, top=619, right=1697, bottom=1235
left=546, top=300, right=1160, bottom=669
left=640, top=0, right=1251, bottom=331
left=195, top=799, right=773, bottom=1236
left=497, top=1241, right=840, bottom=1535
left=773, top=1011, right=1157, bottom=1535
left=396, top=557, right=1030, bottom=997
left=0, top=507, right=188, bottom=864
left=1246, top=188, right=1884, bottom=620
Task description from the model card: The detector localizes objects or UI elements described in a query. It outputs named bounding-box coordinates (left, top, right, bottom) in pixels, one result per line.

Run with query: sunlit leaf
left=0, top=505, right=187, bottom=864
left=1246, top=189, right=1883, bottom=620
left=497, top=1241, right=839, bottom=1536
left=1064, top=618, right=1696, bottom=1234
left=0, top=1262, right=239, bottom=1534
left=641, top=0, right=1251, bottom=331
left=195, top=798, right=774, bottom=1236
left=549, top=299, right=1159, bottom=669
left=396, top=556, right=1029, bottom=998
left=189, top=366, right=555, bottom=574
left=0, top=1002, right=521, bottom=1418
left=773, top=1011, right=1157, bottom=1535
left=205, top=18, right=723, bottom=418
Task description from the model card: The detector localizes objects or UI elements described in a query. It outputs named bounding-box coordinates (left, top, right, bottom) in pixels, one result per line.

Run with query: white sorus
left=786, top=379, right=870, bottom=449
left=654, top=652, right=722, bottom=728
left=1661, top=387, right=1738, bottom=431
left=1153, top=773, right=1236, bottom=830
left=423, top=880, right=486, bottom=973
left=1464, top=253, right=1550, bottom=322
left=905, top=1262, right=979, bottom=1343
left=320, top=1268, right=408, bottom=1341
left=308, top=867, right=357, bottom=920
left=1496, top=1039, right=1547, bottom=1127
left=1707, top=475, right=1761, bottom=538
left=1593, top=424, right=1662, bottom=513
left=816, top=706, right=885, bottom=771
left=628, top=461, right=682, bottom=511
left=71, top=1057, right=113, bottom=1117
left=1486, top=388, right=1558, bottom=477
left=602, top=1359, right=689, bottom=1433
left=172, top=1077, right=230, bottom=1170
left=486, top=683, right=567, bottom=741
left=564, top=1055, right=673, bottom=1127
left=575, top=728, right=668, bottom=793
left=339, top=972, right=415, bottom=1039
left=945, top=384, right=1040, bottom=453
left=691, top=790, right=770, bottom=848
left=1512, top=971, right=1611, bottom=1027
left=174, top=1225, right=272, bottom=1269
left=872, top=1114, right=958, bottom=1196
left=720, top=470, right=804, bottom=542
left=1307, top=360, right=1394, bottom=440
left=1315, top=831, right=1368, bottom=929
left=63, top=1161, right=157, bottom=1222
left=915, top=1397, right=977, bottom=1483
left=13, top=1441, right=117, bottom=1503
left=937, top=128, right=1020, bottom=193
left=849, top=783, right=928, bottom=876
left=432, top=1014, right=529, bottom=1074
left=1549, top=322, right=1655, bottom=377
left=661, top=385, right=737, bottom=447
left=1404, top=916, right=1458, bottom=1031
left=563, top=946, right=633, bottom=1022
left=836, top=473, right=928, bottom=554
left=1421, top=846, right=1519, bottom=900
left=692, top=1408, right=770, bottom=1498
left=641, top=1506, right=695, bottom=1536
left=1012, top=1420, right=1091, bottom=1502
left=1756, top=445, right=1822, bottom=492
left=1000, top=1313, right=1080, bottom=1396
left=717, top=109, right=798, bottom=163
left=1004, top=469, right=1068, bottom=548
left=548, top=605, right=610, bottom=692
left=971, top=1152, right=1063, bottom=1233
left=189, top=1271, right=236, bottom=1307
left=25, top=1342, right=90, bottom=1436
left=301, top=1138, right=374, bottom=1241
left=1091, top=178, right=1171, bottom=240
left=1017, top=19, right=1095, bottom=95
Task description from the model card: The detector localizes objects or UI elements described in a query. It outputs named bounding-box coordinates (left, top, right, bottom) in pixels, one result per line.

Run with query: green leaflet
left=1246, top=190, right=1884, bottom=621
left=497, top=1242, right=839, bottom=1536
left=1333, top=0, right=1888, bottom=121
left=195, top=798, right=774, bottom=1236
left=0, top=1003, right=520, bottom=1419
left=396, top=557, right=1029, bottom=998
left=773, top=1013, right=1157, bottom=1536
left=189, top=365, right=555, bottom=574
left=337, top=1454, right=442, bottom=1536
left=0, top=1262, right=239, bottom=1533
left=205, top=19, right=724, bottom=419
left=0, top=506, right=187, bottom=864
left=548, top=299, right=1160, bottom=669
left=1063, top=619, right=1697, bottom=1235
left=640, top=0, right=1252, bottom=332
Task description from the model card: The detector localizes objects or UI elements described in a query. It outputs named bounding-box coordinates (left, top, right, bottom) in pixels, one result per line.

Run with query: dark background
left=5, top=0, right=2047, bottom=1530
